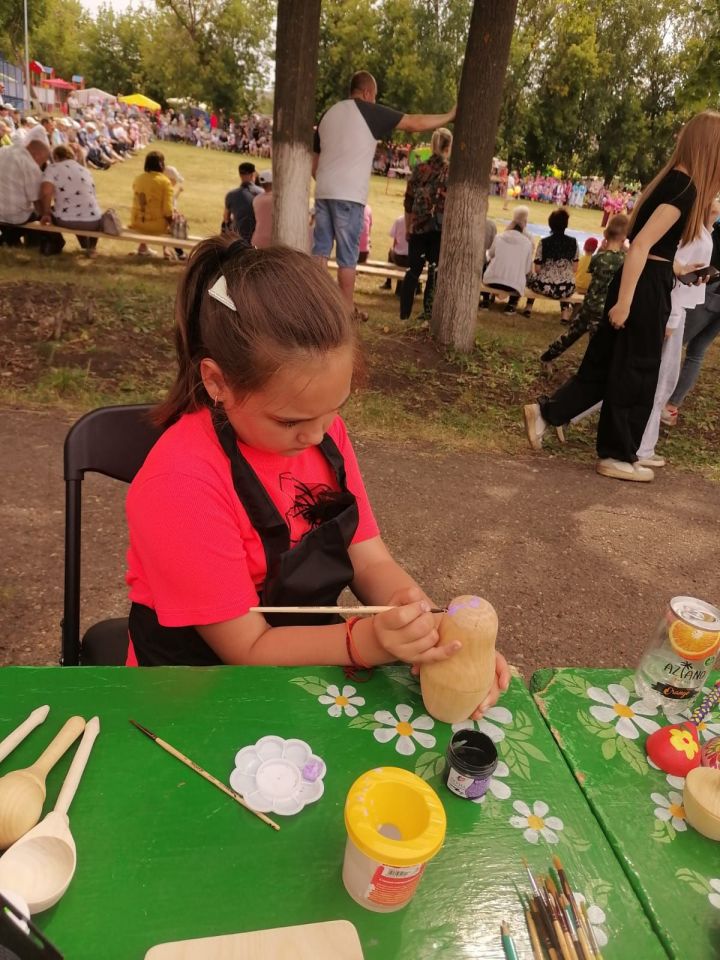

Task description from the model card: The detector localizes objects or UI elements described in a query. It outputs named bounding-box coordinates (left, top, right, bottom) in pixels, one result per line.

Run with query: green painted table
left=0, top=667, right=667, bottom=960
left=531, top=668, right=720, bottom=960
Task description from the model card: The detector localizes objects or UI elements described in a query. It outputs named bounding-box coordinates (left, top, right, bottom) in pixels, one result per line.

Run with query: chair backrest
left=62, top=405, right=163, bottom=665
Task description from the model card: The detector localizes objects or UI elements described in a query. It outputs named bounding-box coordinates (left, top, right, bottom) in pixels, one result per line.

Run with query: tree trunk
left=272, top=0, right=322, bottom=251
left=431, top=0, right=519, bottom=351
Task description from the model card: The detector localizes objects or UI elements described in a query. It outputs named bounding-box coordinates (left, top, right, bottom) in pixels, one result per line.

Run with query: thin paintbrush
left=524, top=904, right=545, bottom=960
left=523, top=860, right=560, bottom=958
left=543, top=881, right=574, bottom=960
left=250, top=605, right=446, bottom=615
left=546, top=875, right=578, bottom=957
left=561, top=893, right=593, bottom=960
left=553, top=857, right=590, bottom=939
left=580, top=902, right=604, bottom=960
left=130, top=719, right=280, bottom=831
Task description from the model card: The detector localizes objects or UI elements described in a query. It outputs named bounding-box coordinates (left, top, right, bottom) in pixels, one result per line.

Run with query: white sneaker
left=636, top=454, right=666, bottom=468
left=596, top=459, right=654, bottom=482
left=523, top=403, right=546, bottom=450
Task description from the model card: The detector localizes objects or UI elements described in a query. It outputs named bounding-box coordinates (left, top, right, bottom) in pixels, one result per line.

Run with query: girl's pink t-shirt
left=125, top=408, right=379, bottom=628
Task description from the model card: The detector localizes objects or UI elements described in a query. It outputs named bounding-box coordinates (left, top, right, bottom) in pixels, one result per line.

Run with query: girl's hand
left=673, top=260, right=705, bottom=278
left=469, top=651, right=511, bottom=720
left=608, top=302, right=629, bottom=329
left=373, top=596, right=454, bottom=665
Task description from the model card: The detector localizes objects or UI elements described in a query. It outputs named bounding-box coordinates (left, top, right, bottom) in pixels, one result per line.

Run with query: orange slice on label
left=669, top=620, right=720, bottom=661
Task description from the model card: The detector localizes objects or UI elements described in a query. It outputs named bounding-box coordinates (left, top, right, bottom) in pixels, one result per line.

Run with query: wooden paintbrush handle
left=156, top=737, right=280, bottom=831
left=55, top=716, right=100, bottom=816
left=0, top=705, right=50, bottom=764
left=29, top=716, right=85, bottom=780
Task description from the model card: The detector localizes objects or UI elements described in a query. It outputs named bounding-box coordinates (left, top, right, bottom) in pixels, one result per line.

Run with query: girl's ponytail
left=153, top=235, right=248, bottom=427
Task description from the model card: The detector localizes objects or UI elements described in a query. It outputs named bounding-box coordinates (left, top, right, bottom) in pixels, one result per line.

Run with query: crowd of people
left=156, top=112, right=272, bottom=156
left=0, top=100, right=158, bottom=255
left=490, top=166, right=639, bottom=214
left=1, top=75, right=719, bottom=492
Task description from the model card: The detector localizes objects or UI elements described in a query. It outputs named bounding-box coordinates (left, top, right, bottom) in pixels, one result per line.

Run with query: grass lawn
left=0, top=144, right=717, bottom=479
left=87, top=142, right=606, bottom=251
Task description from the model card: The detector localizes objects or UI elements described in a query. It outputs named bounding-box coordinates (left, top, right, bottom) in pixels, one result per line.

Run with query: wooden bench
left=21, top=221, right=199, bottom=251
left=328, top=259, right=585, bottom=306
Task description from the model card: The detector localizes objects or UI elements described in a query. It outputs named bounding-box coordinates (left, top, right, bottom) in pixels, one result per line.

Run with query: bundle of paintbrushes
left=520, top=856, right=603, bottom=960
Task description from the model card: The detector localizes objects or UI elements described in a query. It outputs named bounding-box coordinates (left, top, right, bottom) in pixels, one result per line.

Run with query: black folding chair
left=62, top=405, right=163, bottom=666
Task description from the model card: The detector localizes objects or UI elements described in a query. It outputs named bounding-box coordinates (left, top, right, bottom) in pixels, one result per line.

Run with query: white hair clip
left=208, top=273, right=237, bottom=312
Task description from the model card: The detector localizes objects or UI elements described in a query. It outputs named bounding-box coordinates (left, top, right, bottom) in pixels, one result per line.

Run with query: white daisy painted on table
left=373, top=704, right=436, bottom=756
left=317, top=684, right=365, bottom=718
left=587, top=683, right=661, bottom=739
left=651, top=790, right=687, bottom=831
left=709, top=879, right=720, bottom=910
left=509, top=800, right=564, bottom=844
left=574, top=893, right=609, bottom=947
left=451, top=705, right=513, bottom=743
left=471, top=760, right=511, bottom=804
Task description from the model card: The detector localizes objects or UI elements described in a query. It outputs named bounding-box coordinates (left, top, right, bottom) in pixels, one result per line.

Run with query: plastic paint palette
left=230, top=736, right=326, bottom=816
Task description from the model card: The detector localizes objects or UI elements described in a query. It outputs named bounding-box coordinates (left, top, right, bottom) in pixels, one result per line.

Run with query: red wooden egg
left=645, top=721, right=702, bottom=777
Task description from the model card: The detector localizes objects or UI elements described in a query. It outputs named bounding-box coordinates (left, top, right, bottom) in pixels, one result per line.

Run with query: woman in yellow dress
left=129, top=150, right=173, bottom=255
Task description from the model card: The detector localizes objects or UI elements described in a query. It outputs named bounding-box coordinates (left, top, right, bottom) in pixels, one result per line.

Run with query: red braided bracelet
left=344, top=615, right=374, bottom=681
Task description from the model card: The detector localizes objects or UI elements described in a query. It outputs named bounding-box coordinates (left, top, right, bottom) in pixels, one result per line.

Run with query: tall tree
left=0, top=0, right=47, bottom=63
left=272, top=0, right=322, bottom=250
left=315, top=0, right=382, bottom=115
left=31, top=0, right=89, bottom=79
left=77, top=5, right=149, bottom=95
left=153, top=0, right=274, bottom=113
left=431, top=0, right=518, bottom=351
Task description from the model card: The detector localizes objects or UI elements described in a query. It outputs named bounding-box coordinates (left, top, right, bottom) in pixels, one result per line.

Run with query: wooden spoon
left=0, top=717, right=100, bottom=913
left=0, top=716, right=85, bottom=849
left=0, top=706, right=50, bottom=765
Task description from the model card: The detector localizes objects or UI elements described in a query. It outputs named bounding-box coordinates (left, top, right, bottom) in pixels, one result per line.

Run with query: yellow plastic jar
left=342, top=766, right=447, bottom=913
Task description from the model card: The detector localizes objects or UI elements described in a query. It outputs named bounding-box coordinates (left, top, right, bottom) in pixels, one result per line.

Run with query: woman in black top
left=523, top=110, right=720, bottom=482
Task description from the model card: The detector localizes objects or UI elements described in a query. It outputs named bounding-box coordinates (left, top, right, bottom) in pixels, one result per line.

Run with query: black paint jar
left=444, top=729, right=498, bottom=800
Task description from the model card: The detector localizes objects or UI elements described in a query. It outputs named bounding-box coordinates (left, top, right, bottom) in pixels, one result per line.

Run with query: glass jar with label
left=635, top=596, right=720, bottom=715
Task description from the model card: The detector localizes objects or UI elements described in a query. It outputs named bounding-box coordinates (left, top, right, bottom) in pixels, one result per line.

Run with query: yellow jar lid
left=344, top=766, right=447, bottom=867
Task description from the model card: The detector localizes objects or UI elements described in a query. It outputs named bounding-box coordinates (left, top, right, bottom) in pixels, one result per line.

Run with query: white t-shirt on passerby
left=0, top=145, right=42, bottom=223
left=314, top=99, right=403, bottom=206
left=42, top=159, right=101, bottom=222
left=389, top=215, right=408, bottom=257
left=667, top=227, right=714, bottom=326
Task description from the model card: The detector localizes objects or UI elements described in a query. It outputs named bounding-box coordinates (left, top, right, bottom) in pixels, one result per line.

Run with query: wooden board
left=144, top=920, right=364, bottom=959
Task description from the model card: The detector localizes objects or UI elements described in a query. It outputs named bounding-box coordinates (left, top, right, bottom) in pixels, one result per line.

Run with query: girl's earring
left=214, top=394, right=219, bottom=408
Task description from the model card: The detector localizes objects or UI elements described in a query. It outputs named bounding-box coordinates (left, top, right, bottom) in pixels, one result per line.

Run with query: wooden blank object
left=420, top=595, right=498, bottom=723
left=144, top=920, right=364, bottom=959
left=684, top=767, right=720, bottom=841
left=0, top=716, right=85, bottom=850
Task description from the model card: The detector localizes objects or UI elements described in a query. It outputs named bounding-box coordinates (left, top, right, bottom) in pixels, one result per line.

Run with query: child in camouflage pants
left=541, top=215, right=629, bottom=363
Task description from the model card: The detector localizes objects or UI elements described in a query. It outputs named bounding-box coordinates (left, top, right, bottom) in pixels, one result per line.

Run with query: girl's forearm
left=615, top=243, right=648, bottom=308
left=198, top=615, right=390, bottom=667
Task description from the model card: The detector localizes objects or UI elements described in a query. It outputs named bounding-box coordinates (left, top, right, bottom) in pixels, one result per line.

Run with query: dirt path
left=2, top=407, right=719, bottom=678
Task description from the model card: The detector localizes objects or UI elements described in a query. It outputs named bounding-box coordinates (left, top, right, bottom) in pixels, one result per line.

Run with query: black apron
left=129, top=414, right=360, bottom=665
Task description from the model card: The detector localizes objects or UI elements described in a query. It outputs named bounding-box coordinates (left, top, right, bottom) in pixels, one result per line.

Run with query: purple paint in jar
left=444, top=730, right=498, bottom=800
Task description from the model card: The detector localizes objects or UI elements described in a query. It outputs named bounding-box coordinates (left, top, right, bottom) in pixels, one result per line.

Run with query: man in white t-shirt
left=0, top=139, right=51, bottom=246
left=312, top=70, right=455, bottom=313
